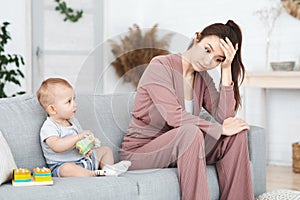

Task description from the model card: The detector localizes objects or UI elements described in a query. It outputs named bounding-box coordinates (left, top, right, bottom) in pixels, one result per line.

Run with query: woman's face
left=189, top=35, right=225, bottom=72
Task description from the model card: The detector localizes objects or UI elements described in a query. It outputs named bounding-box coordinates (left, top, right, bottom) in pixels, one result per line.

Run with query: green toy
left=75, top=134, right=101, bottom=155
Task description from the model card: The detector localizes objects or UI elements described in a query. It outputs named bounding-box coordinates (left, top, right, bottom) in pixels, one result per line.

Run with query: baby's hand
left=93, top=138, right=101, bottom=148
left=85, top=150, right=93, bottom=158
left=78, top=130, right=93, bottom=140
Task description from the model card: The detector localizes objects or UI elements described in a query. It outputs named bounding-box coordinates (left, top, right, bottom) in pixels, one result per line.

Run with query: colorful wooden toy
left=13, top=168, right=31, bottom=183
left=12, top=167, right=53, bottom=186
left=33, top=167, right=52, bottom=182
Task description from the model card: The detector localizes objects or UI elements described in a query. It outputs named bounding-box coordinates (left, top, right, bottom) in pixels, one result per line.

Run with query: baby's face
left=51, top=85, right=77, bottom=120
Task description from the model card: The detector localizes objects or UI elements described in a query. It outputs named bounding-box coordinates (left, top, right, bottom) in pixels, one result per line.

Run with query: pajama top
left=122, top=53, right=236, bottom=151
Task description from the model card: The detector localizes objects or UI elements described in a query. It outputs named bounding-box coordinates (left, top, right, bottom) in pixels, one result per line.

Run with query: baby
left=36, top=77, right=131, bottom=177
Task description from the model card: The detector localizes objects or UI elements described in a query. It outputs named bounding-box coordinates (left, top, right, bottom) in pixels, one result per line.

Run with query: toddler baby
left=37, top=78, right=131, bottom=177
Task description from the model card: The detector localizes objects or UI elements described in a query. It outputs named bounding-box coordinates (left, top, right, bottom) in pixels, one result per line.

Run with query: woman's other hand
left=222, top=117, right=250, bottom=136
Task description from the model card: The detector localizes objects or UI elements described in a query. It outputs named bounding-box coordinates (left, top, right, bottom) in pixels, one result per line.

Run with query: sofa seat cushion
left=0, top=168, right=181, bottom=200
left=0, top=176, right=138, bottom=200
left=123, top=168, right=181, bottom=200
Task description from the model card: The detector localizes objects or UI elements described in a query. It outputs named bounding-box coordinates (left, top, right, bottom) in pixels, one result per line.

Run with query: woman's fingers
left=235, top=43, right=239, bottom=51
left=222, top=117, right=249, bottom=136
left=236, top=118, right=250, bottom=129
left=225, top=37, right=237, bottom=54
left=220, top=37, right=238, bottom=62
left=239, top=122, right=250, bottom=131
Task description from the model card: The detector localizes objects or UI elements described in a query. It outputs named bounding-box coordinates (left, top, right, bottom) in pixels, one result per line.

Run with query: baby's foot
left=94, top=170, right=105, bottom=176
left=103, top=168, right=117, bottom=176
left=103, top=160, right=132, bottom=176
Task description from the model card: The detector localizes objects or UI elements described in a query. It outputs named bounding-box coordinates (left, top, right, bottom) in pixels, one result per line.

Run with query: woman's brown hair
left=191, top=20, right=245, bottom=111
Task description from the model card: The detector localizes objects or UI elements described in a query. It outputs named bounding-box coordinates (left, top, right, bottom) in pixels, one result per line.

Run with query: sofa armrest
left=247, top=125, right=266, bottom=197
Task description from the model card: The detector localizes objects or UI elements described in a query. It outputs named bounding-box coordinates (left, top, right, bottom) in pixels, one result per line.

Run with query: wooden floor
left=267, top=165, right=300, bottom=192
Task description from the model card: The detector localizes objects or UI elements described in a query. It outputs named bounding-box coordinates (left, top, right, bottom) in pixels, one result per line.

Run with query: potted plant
left=0, top=22, right=25, bottom=98
left=109, top=24, right=173, bottom=88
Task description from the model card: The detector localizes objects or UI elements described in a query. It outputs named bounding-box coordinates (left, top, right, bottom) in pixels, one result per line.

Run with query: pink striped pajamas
left=120, top=54, right=254, bottom=200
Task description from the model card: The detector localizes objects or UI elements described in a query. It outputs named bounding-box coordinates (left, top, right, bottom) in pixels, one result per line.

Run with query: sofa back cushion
left=0, top=94, right=47, bottom=171
left=76, top=93, right=135, bottom=162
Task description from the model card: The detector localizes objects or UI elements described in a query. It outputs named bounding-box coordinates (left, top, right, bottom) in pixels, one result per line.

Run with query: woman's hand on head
left=222, top=117, right=250, bottom=136
left=219, top=37, right=238, bottom=69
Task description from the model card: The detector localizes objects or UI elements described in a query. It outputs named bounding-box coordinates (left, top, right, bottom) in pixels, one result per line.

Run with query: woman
left=119, top=20, right=254, bottom=200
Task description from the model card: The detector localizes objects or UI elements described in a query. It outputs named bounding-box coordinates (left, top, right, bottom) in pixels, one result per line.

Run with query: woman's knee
left=178, top=124, right=204, bottom=141
left=227, top=130, right=248, bottom=148
left=176, top=124, right=205, bottom=147
left=236, top=130, right=248, bottom=142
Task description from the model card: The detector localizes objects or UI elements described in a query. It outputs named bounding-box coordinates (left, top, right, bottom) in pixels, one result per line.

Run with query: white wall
left=0, top=0, right=31, bottom=95
left=1, top=0, right=299, bottom=165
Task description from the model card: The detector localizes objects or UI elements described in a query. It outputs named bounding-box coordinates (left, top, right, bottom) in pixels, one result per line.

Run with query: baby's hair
left=36, top=78, right=73, bottom=111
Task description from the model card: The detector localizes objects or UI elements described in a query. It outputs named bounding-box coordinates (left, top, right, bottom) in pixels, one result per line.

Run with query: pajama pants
left=120, top=124, right=254, bottom=200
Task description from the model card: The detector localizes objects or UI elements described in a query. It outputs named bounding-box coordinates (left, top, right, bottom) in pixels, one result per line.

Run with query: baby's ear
left=46, top=104, right=56, bottom=115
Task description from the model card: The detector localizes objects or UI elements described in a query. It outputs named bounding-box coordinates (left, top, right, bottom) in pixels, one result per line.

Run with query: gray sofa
left=0, top=93, right=266, bottom=200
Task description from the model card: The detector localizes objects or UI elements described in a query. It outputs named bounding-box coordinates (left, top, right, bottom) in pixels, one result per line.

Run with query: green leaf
left=20, top=57, right=25, bottom=65
left=0, top=90, right=7, bottom=98
left=14, top=57, right=19, bottom=67
left=62, top=2, right=67, bottom=9
left=15, top=91, right=26, bottom=96
left=11, top=77, right=20, bottom=86
left=10, top=70, right=17, bottom=76
left=17, top=69, right=24, bottom=78
left=0, top=21, right=25, bottom=98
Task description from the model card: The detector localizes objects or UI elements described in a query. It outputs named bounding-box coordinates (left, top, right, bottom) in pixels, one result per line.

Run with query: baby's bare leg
left=59, top=162, right=94, bottom=177
left=95, top=146, right=114, bottom=169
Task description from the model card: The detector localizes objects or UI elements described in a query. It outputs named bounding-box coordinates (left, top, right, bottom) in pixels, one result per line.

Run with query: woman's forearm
left=221, top=67, right=232, bottom=86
